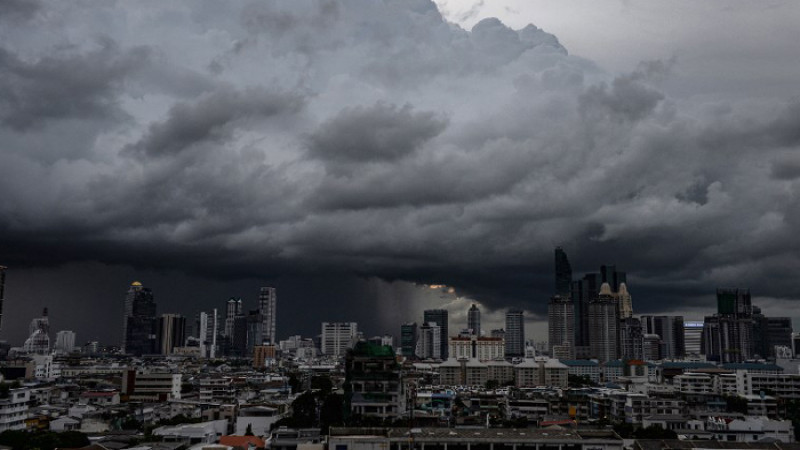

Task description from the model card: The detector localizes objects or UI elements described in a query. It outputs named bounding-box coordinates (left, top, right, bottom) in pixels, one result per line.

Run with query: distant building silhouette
left=400, top=322, right=417, bottom=358
left=548, top=295, right=574, bottom=358
left=157, top=313, right=186, bottom=355
left=588, top=283, right=618, bottom=363
left=505, top=310, right=525, bottom=358
left=423, top=309, right=449, bottom=359
left=0, top=265, right=5, bottom=332
left=259, top=287, right=277, bottom=345
left=54, top=330, right=76, bottom=354
left=321, top=322, right=358, bottom=357
left=198, top=309, right=219, bottom=358
left=24, top=307, right=50, bottom=354
left=467, top=304, right=481, bottom=336
left=122, top=281, right=157, bottom=356
left=702, top=288, right=753, bottom=362
left=554, top=247, right=572, bottom=299
left=641, top=315, right=685, bottom=359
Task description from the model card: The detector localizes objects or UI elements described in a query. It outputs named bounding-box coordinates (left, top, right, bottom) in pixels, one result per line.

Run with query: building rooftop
left=560, top=360, right=599, bottom=367
left=329, top=427, right=621, bottom=442
left=721, top=363, right=783, bottom=371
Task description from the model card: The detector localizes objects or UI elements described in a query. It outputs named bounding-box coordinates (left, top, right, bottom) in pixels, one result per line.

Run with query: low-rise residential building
left=328, top=427, right=624, bottom=450
left=706, top=416, right=794, bottom=443
left=0, top=388, right=30, bottom=432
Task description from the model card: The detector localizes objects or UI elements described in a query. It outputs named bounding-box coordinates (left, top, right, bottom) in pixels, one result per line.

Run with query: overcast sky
left=1, top=0, right=799, bottom=347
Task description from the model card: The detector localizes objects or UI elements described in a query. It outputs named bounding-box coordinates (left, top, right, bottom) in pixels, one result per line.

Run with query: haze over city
left=1, top=0, right=799, bottom=347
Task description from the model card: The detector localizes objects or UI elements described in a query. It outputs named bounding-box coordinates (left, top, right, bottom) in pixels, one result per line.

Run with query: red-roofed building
left=219, top=435, right=266, bottom=450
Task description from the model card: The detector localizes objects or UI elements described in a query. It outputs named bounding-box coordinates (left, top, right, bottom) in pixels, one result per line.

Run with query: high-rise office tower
left=400, top=322, right=418, bottom=358
left=467, top=304, right=481, bottom=336
left=619, top=317, right=644, bottom=360
left=259, top=287, right=277, bottom=345
left=246, top=310, right=264, bottom=356
left=423, top=309, right=449, bottom=359
left=554, top=247, right=572, bottom=298
left=505, top=310, right=525, bottom=358
left=684, top=321, right=704, bottom=355
left=617, top=283, right=633, bottom=319
left=24, top=307, right=51, bottom=354
left=0, top=265, right=6, bottom=332
left=157, top=314, right=186, bottom=355
left=122, top=281, right=157, bottom=356
left=416, top=322, right=442, bottom=359
left=753, top=314, right=792, bottom=358
left=702, top=288, right=754, bottom=362
left=321, top=322, right=358, bottom=357
left=548, top=295, right=574, bottom=358
left=571, top=273, right=600, bottom=348
left=600, top=265, right=627, bottom=292
left=54, top=330, right=76, bottom=354
left=224, top=297, right=243, bottom=338
left=589, top=283, right=618, bottom=362
left=198, top=309, right=219, bottom=358
left=642, top=315, right=685, bottom=359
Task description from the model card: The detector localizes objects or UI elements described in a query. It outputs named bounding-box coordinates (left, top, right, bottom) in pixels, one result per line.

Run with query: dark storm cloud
left=128, top=87, right=306, bottom=157
left=772, top=156, right=800, bottom=180
left=1, top=0, right=799, bottom=343
left=579, top=73, right=665, bottom=122
left=0, top=0, right=40, bottom=21
left=308, top=103, right=447, bottom=163
left=0, top=41, right=148, bottom=131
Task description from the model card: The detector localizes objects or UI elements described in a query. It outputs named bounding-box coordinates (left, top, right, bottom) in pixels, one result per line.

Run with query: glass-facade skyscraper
left=554, top=247, right=572, bottom=298
left=467, top=304, right=481, bottom=336
left=505, top=309, right=525, bottom=358
left=122, top=281, right=157, bottom=356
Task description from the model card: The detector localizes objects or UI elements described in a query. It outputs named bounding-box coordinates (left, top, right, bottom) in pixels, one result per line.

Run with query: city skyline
left=1, top=1, right=799, bottom=345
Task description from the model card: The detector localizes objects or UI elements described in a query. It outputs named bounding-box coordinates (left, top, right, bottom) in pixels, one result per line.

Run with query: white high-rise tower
left=259, top=287, right=277, bottom=344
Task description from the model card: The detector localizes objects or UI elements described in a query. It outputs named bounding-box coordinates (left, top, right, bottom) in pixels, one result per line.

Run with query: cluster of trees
left=0, top=430, right=90, bottom=450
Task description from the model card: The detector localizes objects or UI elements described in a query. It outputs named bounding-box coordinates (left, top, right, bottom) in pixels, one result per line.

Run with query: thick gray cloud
left=0, top=0, right=799, bottom=344
left=308, top=102, right=447, bottom=163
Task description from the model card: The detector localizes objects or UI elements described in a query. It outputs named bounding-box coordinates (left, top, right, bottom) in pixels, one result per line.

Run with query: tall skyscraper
left=600, top=265, right=626, bottom=292
left=617, top=283, right=633, bottom=319
left=198, top=309, right=219, bottom=358
left=259, top=287, right=277, bottom=345
left=157, top=314, right=186, bottom=355
left=554, top=247, right=572, bottom=298
left=122, top=281, right=157, bottom=356
left=24, top=307, right=51, bottom=354
left=702, top=288, right=754, bottom=362
left=423, top=309, right=449, bottom=359
left=400, top=322, right=418, bottom=358
left=416, top=322, right=442, bottom=359
left=642, top=315, right=685, bottom=359
left=684, top=321, right=704, bottom=355
left=0, top=265, right=6, bottom=332
left=54, top=330, right=76, bottom=354
left=589, top=283, right=618, bottom=362
left=505, top=310, right=525, bottom=358
left=321, top=322, right=358, bottom=357
left=571, top=273, right=600, bottom=348
left=224, top=297, right=243, bottom=338
left=467, top=304, right=481, bottom=336
left=618, top=317, right=644, bottom=360
left=548, top=295, right=574, bottom=358
left=753, top=314, right=792, bottom=358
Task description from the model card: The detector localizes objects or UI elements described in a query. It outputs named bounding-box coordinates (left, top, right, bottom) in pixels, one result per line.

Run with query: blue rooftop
left=660, top=362, right=716, bottom=369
